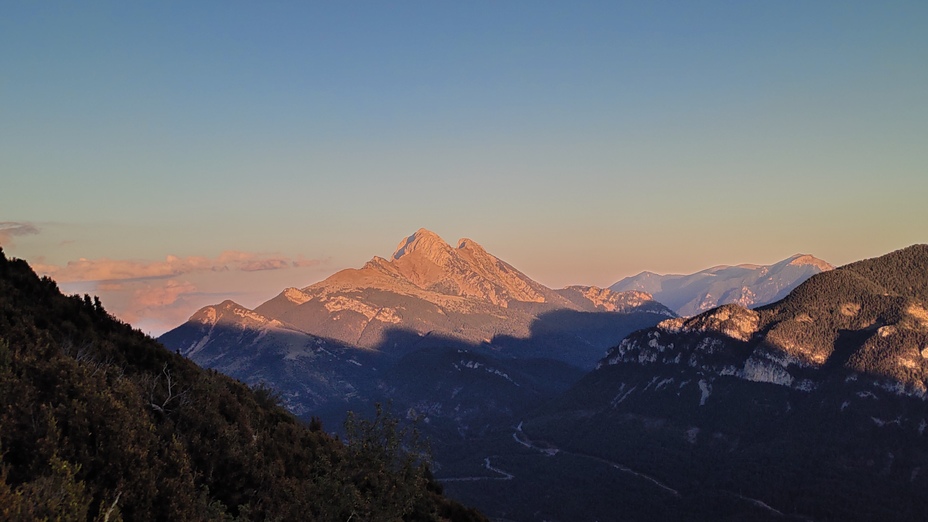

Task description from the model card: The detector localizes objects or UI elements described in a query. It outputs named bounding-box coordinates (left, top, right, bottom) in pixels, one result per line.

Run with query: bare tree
left=149, top=363, right=188, bottom=414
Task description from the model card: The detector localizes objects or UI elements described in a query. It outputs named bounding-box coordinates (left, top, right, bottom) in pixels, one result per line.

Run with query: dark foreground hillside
left=0, top=248, right=484, bottom=521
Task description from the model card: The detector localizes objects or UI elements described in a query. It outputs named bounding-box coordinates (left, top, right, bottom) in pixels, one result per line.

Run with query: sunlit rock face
left=163, top=228, right=676, bottom=379
left=385, top=228, right=551, bottom=306
left=235, top=228, right=674, bottom=357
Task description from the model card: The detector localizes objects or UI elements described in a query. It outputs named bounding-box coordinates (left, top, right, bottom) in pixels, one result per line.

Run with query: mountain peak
left=189, top=300, right=275, bottom=329
left=457, top=237, right=487, bottom=253
left=786, top=254, right=834, bottom=271
left=392, top=228, right=452, bottom=262
left=190, top=302, right=234, bottom=326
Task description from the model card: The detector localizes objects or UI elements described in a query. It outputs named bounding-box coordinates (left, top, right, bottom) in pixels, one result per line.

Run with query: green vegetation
left=0, top=248, right=485, bottom=521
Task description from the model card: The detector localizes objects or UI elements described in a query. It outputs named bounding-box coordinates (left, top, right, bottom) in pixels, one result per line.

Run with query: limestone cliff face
left=554, top=286, right=673, bottom=315
left=278, top=229, right=563, bottom=314
left=383, top=229, right=556, bottom=307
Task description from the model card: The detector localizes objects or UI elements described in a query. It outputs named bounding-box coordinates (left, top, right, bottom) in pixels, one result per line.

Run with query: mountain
left=610, top=253, right=834, bottom=316
left=160, top=230, right=674, bottom=412
left=518, top=245, right=928, bottom=521
left=0, top=247, right=484, bottom=521
left=249, top=228, right=672, bottom=366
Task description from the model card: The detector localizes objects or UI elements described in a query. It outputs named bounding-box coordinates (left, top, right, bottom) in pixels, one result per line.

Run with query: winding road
left=513, top=422, right=681, bottom=497
left=437, top=456, right=514, bottom=482
left=439, top=422, right=795, bottom=518
left=437, top=422, right=680, bottom=497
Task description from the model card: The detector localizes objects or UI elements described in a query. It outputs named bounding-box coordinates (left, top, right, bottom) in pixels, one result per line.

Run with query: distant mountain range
left=610, top=254, right=833, bottom=316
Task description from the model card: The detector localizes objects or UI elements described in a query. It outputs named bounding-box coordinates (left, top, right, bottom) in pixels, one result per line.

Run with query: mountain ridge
left=610, top=253, right=834, bottom=316
left=172, top=229, right=674, bottom=368
left=602, top=244, right=928, bottom=395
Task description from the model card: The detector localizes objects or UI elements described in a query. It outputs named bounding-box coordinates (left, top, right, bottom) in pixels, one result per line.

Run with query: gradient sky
left=2, top=1, right=927, bottom=335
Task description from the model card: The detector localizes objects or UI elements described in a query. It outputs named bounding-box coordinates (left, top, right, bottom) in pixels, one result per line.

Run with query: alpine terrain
left=610, top=254, right=834, bottom=316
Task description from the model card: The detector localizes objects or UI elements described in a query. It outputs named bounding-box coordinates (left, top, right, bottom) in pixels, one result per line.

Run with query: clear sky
left=2, top=1, right=927, bottom=335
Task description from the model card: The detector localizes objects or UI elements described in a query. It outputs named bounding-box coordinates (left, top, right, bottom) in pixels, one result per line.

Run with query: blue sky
left=2, top=1, right=926, bottom=333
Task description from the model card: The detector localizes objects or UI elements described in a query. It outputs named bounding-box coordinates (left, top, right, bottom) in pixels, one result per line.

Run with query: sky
left=2, top=1, right=927, bottom=335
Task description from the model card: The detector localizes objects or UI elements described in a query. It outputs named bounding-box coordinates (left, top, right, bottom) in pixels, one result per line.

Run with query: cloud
left=37, top=250, right=325, bottom=283
left=97, top=278, right=205, bottom=330
left=132, top=280, right=198, bottom=309
left=241, top=258, right=291, bottom=272
left=0, top=221, right=40, bottom=247
left=97, top=282, right=127, bottom=292
left=44, top=249, right=331, bottom=335
left=292, top=255, right=328, bottom=268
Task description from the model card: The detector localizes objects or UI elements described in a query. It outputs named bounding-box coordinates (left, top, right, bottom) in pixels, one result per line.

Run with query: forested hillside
left=520, top=245, right=928, bottom=521
left=0, top=248, right=484, bottom=521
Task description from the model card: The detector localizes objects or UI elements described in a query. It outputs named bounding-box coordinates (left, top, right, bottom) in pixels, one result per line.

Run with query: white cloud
left=37, top=250, right=324, bottom=283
